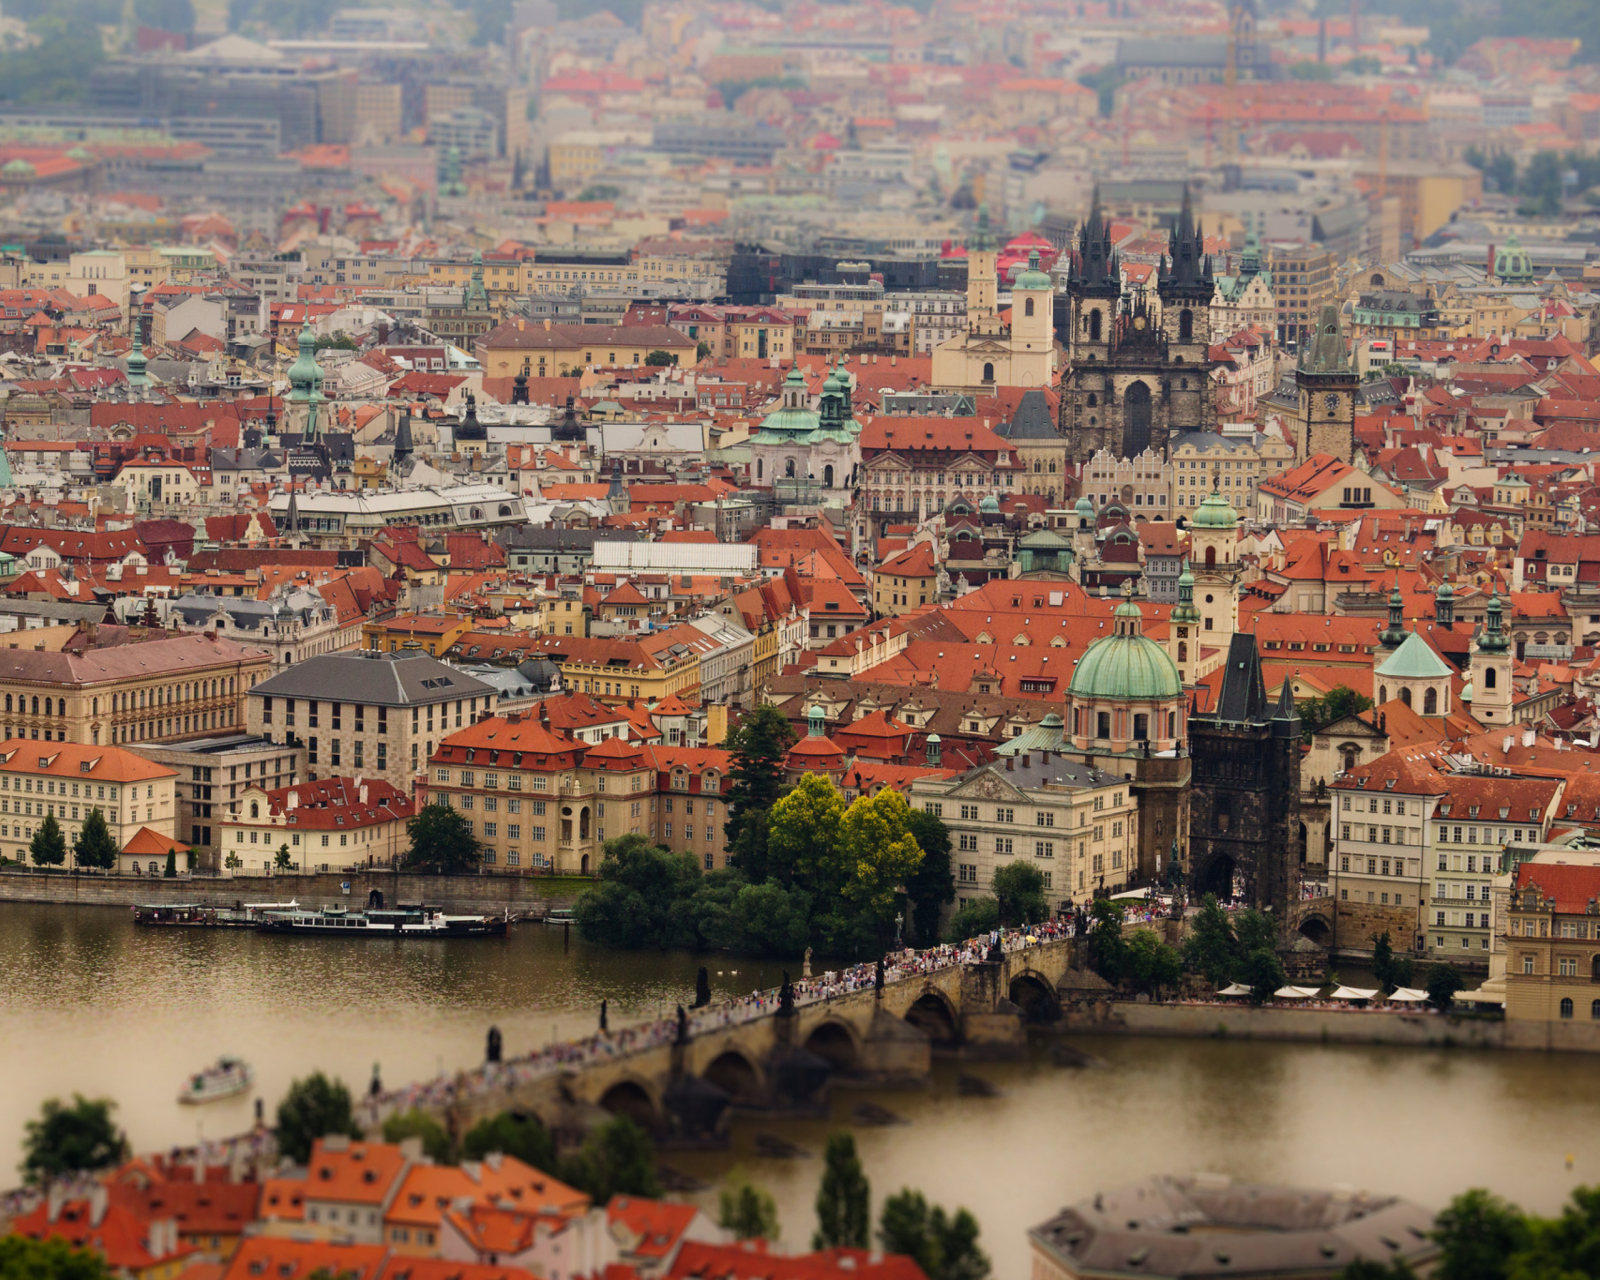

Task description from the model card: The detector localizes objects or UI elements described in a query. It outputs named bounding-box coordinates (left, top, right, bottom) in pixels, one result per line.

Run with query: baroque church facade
left=1061, top=193, right=1218, bottom=465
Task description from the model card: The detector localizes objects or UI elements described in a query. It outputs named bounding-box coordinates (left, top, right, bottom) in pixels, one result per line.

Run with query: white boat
left=178, top=1056, right=253, bottom=1105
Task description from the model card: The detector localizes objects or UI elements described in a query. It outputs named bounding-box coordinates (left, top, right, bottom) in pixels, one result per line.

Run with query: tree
left=1240, top=946, right=1286, bottom=1005
left=879, top=1189, right=991, bottom=1280
left=163, top=848, right=177, bottom=878
left=1432, top=1188, right=1529, bottom=1280
left=1182, top=894, right=1237, bottom=986
left=767, top=772, right=847, bottom=889
left=1233, top=909, right=1279, bottom=958
left=403, top=803, right=484, bottom=874
left=946, top=896, right=999, bottom=943
left=1425, top=964, right=1465, bottom=1012
left=814, top=1131, right=870, bottom=1250
left=382, top=1109, right=453, bottom=1164
left=696, top=340, right=713, bottom=360
left=904, top=808, right=955, bottom=946
left=274, top=844, right=295, bottom=872
left=1084, top=899, right=1127, bottom=982
left=719, top=1166, right=781, bottom=1240
left=0, top=1236, right=114, bottom=1280
left=991, top=862, right=1047, bottom=927
left=644, top=350, right=677, bottom=367
left=1299, top=685, right=1373, bottom=734
left=1123, top=929, right=1183, bottom=997
left=837, top=788, right=924, bottom=928
left=21, top=1095, right=127, bottom=1184
left=71, top=808, right=117, bottom=871
left=574, top=835, right=700, bottom=950
left=1340, top=1262, right=1416, bottom=1280
left=1371, top=932, right=1414, bottom=992
left=1511, top=1185, right=1600, bottom=1279
left=562, top=1115, right=659, bottom=1202
left=724, top=705, right=795, bottom=860
left=459, top=1110, right=557, bottom=1174
left=275, top=1072, right=362, bottom=1165
left=225, top=850, right=243, bottom=871
left=30, top=814, right=66, bottom=868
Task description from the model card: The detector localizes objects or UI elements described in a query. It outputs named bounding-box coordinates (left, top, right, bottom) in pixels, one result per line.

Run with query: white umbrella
left=1273, top=985, right=1321, bottom=999
left=1452, top=986, right=1505, bottom=1006
left=1216, top=982, right=1251, bottom=997
left=1387, top=987, right=1429, bottom=1003
left=1328, top=985, right=1380, bottom=1001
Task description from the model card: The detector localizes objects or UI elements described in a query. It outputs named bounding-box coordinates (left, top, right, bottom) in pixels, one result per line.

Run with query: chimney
left=359, top=783, right=368, bottom=805
left=286, top=790, right=299, bottom=810
left=1005, top=756, right=1013, bottom=771
left=1487, top=243, right=1495, bottom=277
left=518, top=318, right=526, bottom=331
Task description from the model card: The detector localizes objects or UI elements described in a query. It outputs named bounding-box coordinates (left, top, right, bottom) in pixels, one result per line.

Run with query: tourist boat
left=256, top=904, right=508, bottom=938
left=178, top=1057, right=253, bottom=1105
left=543, top=907, right=575, bottom=926
left=134, top=901, right=299, bottom=928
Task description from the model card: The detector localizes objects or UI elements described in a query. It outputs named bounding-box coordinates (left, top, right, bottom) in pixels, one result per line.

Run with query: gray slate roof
left=251, top=651, right=495, bottom=706
left=997, top=388, right=1059, bottom=441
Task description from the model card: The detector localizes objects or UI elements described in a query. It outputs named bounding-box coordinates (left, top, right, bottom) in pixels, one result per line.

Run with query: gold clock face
left=1134, top=316, right=1146, bottom=330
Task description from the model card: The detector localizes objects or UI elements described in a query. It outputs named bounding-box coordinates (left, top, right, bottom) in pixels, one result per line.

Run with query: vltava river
left=3, top=903, right=1597, bottom=1278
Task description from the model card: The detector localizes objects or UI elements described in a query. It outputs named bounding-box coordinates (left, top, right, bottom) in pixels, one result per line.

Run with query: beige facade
left=0, top=633, right=272, bottom=750
left=0, top=739, right=177, bottom=870
left=219, top=777, right=412, bottom=876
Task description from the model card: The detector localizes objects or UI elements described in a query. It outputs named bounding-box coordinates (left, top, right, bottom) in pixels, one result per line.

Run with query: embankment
left=0, top=867, right=591, bottom=915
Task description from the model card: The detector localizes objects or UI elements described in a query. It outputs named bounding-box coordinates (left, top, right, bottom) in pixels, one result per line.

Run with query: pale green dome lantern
left=1192, top=480, right=1238, bottom=530
left=1069, top=587, right=1183, bottom=702
left=287, top=318, right=325, bottom=403
left=1494, top=235, right=1533, bottom=285
left=1074, top=495, right=1095, bottom=522
left=2, top=158, right=35, bottom=179
left=979, top=494, right=1001, bottom=514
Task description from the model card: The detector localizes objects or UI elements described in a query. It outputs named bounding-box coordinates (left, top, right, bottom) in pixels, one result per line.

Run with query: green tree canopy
left=459, top=1110, right=558, bottom=1174
left=991, top=861, right=1048, bottom=927
left=403, top=803, right=484, bottom=874
left=21, top=1095, right=128, bottom=1185
left=644, top=350, right=677, bottom=367
left=724, top=704, right=795, bottom=859
left=879, top=1189, right=990, bottom=1280
left=814, top=1131, right=870, bottom=1249
left=0, top=1236, right=114, bottom=1280
left=30, top=814, right=66, bottom=868
left=1084, top=898, right=1127, bottom=982
left=1123, top=929, right=1183, bottom=997
left=382, top=1109, right=453, bottom=1164
left=1433, top=1188, right=1529, bottom=1280
left=163, top=848, right=177, bottom=878
left=1240, top=946, right=1286, bottom=1005
left=562, top=1115, right=659, bottom=1202
left=904, top=808, right=955, bottom=946
left=1181, top=894, right=1237, bottom=986
left=71, top=808, right=117, bottom=871
left=947, top=896, right=999, bottom=943
left=720, top=1166, right=781, bottom=1240
left=838, top=788, right=923, bottom=926
left=767, top=772, right=847, bottom=890
left=1371, top=932, right=1414, bottom=992
left=275, top=1072, right=362, bottom=1165
left=1425, top=964, right=1465, bottom=1012
left=574, top=834, right=700, bottom=950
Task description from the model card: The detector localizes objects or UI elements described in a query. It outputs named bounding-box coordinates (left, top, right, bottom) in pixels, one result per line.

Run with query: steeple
left=1073, top=191, right=1118, bottom=292
left=465, top=250, right=489, bottom=310
left=1270, top=677, right=1301, bottom=739
left=1379, top=574, right=1407, bottom=649
left=126, top=320, right=149, bottom=390
left=1300, top=304, right=1351, bottom=374
left=1172, top=558, right=1201, bottom=624
left=512, top=357, right=530, bottom=405
left=1434, top=579, right=1455, bottom=627
left=288, top=319, right=325, bottom=404
left=1159, top=185, right=1211, bottom=294
left=1479, top=587, right=1510, bottom=653
left=394, top=409, right=414, bottom=464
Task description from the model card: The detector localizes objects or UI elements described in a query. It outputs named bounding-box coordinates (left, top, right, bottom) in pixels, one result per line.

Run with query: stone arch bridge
left=428, top=939, right=1077, bottom=1144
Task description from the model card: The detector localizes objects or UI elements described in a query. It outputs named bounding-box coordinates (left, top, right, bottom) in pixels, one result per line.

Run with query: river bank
left=0, top=866, right=593, bottom=915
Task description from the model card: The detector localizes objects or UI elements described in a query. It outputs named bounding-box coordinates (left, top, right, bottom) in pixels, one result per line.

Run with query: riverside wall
left=0, top=868, right=592, bottom=915
left=1061, top=998, right=1508, bottom=1049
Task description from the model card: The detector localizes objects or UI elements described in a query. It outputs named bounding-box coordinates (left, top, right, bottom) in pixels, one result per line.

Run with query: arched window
left=1341, top=746, right=1358, bottom=772
left=982, top=362, right=995, bottom=383
left=823, top=464, right=834, bottom=488
left=1087, top=393, right=1097, bottom=407
left=1177, top=641, right=1188, bottom=662
left=4, top=695, right=10, bottom=714
left=756, top=458, right=762, bottom=480
left=1485, top=667, right=1497, bottom=689
left=1423, top=687, right=1438, bottom=716
left=1379, top=686, right=1388, bottom=705
left=1125, top=382, right=1152, bottom=454
left=1401, top=687, right=1413, bottom=708
left=1561, top=997, right=1574, bottom=1019
left=30, top=697, right=37, bottom=715
left=1179, top=309, right=1193, bottom=342
left=1204, top=546, right=1216, bottom=569
left=1088, top=309, right=1102, bottom=341
left=784, top=458, right=796, bottom=479
left=250, top=801, right=259, bottom=818
left=1024, top=297, right=1034, bottom=317
left=1592, top=999, right=1600, bottom=1019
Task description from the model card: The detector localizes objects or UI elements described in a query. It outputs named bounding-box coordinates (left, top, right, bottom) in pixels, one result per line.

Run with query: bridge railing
left=361, top=923, right=1076, bottom=1128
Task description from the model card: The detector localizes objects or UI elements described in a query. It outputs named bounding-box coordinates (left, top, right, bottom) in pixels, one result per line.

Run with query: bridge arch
left=598, top=1077, right=662, bottom=1132
left=1297, top=914, right=1331, bottom=946
left=803, top=1019, right=861, bottom=1071
left=904, top=989, right=961, bottom=1045
left=702, top=1048, right=764, bottom=1101
left=1008, top=970, right=1060, bottom=1022
left=1194, top=853, right=1236, bottom=901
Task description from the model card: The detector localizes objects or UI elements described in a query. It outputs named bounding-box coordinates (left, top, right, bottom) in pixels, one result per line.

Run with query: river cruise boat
left=256, top=904, right=508, bottom=938
left=178, top=1056, right=253, bottom=1105
left=133, top=901, right=299, bottom=928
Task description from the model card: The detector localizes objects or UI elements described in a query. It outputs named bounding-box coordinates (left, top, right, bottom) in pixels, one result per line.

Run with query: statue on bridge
left=600, top=1000, right=608, bottom=1033
left=485, top=1027, right=502, bottom=1064
left=693, top=967, right=712, bottom=1008
left=875, top=957, right=885, bottom=991
left=675, top=1003, right=690, bottom=1044
left=803, top=947, right=813, bottom=980
left=778, top=971, right=796, bottom=1016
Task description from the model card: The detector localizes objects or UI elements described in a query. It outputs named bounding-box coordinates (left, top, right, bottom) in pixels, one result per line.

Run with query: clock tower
left=1294, top=303, right=1357, bottom=464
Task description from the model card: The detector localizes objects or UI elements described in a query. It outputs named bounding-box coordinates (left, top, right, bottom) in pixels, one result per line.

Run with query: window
left=1561, top=998, right=1574, bottom=1019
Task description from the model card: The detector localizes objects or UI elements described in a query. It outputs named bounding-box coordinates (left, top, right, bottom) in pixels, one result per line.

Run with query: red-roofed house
left=872, top=542, right=939, bottom=617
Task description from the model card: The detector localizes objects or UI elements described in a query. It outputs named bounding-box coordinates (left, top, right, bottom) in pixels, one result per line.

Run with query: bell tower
left=1295, top=304, right=1358, bottom=464
left=1063, top=199, right=1120, bottom=462
left=1188, top=479, right=1240, bottom=653
left=1471, top=589, right=1514, bottom=725
left=1169, top=558, right=1201, bottom=686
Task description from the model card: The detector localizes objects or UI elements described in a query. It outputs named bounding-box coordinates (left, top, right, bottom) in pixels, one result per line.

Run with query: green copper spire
left=1172, top=558, right=1201, bottom=625
left=969, top=204, right=996, bottom=254
left=1379, top=573, right=1407, bottom=650
left=1479, top=587, right=1511, bottom=654
left=287, top=319, right=325, bottom=404
left=126, top=319, right=148, bottom=389
left=465, top=249, right=489, bottom=309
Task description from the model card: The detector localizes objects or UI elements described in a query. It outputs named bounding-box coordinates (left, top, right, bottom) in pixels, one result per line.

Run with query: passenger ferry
left=178, top=1056, right=253, bottom=1105
left=256, top=904, right=508, bottom=937
left=133, top=901, right=299, bottom=928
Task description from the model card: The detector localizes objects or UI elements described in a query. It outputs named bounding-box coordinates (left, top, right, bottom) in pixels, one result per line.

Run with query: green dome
left=979, top=494, right=1000, bottom=513
left=1192, top=483, right=1238, bottom=529
left=1074, top=495, right=1095, bottom=519
left=1436, top=580, right=1454, bottom=599
left=1373, top=630, right=1452, bottom=679
left=1069, top=599, right=1182, bottom=702
left=2, top=159, right=35, bottom=178
left=1014, top=248, right=1052, bottom=291
left=1495, top=235, right=1533, bottom=283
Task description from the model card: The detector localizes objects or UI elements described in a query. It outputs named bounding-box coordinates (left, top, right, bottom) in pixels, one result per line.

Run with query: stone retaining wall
left=0, top=868, right=592, bottom=915
left=1062, top=999, right=1508, bottom=1049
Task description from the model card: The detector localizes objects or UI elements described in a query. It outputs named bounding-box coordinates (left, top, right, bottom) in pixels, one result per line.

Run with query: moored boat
left=178, top=1056, right=253, bottom=1105
left=256, top=903, right=507, bottom=938
left=134, top=901, right=299, bottom=928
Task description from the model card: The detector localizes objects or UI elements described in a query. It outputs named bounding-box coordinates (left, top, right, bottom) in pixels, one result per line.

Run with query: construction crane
left=1223, top=2, right=1244, bottom=162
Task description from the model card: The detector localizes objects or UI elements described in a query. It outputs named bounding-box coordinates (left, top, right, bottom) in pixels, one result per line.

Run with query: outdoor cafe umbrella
left=1387, top=987, right=1429, bottom=1003
left=1273, top=986, right=1322, bottom=999
left=1216, top=983, right=1252, bottom=997
left=1328, top=986, right=1380, bottom=1001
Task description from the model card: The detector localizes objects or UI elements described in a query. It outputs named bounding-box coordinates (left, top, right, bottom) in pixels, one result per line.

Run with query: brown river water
left=3, top=903, right=1597, bottom=1278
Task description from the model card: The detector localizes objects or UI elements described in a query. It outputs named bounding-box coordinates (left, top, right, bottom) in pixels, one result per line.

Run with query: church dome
left=979, top=494, right=1001, bottom=513
left=1495, top=236, right=1533, bottom=283
left=2, top=158, right=34, bottom=178
left=1069, top=598, right=1182, bottom=702
left=1074, top=495, right=1096, bottom=521
left=1192, top=484, right=1239, bottom=530
left=1014, top=249, right=1052, bottom=291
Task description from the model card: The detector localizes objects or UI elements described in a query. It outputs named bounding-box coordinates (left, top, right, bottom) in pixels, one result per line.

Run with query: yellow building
left=477, top=318, right=698, bottom=377
left=931, top=211, right=1056, bottom=391
left=872, top=542, right=940, bottom=617
left=361, top=613, right=475, bottom=656
left=523, top=628, right=706, bottom=704
left=0, top=739, right=178, bottom=871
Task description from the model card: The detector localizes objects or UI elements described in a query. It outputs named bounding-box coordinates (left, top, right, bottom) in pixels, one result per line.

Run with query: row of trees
left=574, top=706, right=962, bottom=958
left=19, top=811, right=125, bottom=871
left=1463, top=147, right=1600, bottom=217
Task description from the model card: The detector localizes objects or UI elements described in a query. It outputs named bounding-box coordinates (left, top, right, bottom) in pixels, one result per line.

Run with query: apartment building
left=1270, top=243, right=1337, bottom=346
left=218, top=776, right=413, bottom=876
left=249, top=651, right=498, bottom=794
left=0, top=739, right=177, bottom=872
left=910, top=750, right=1135, bottom=915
